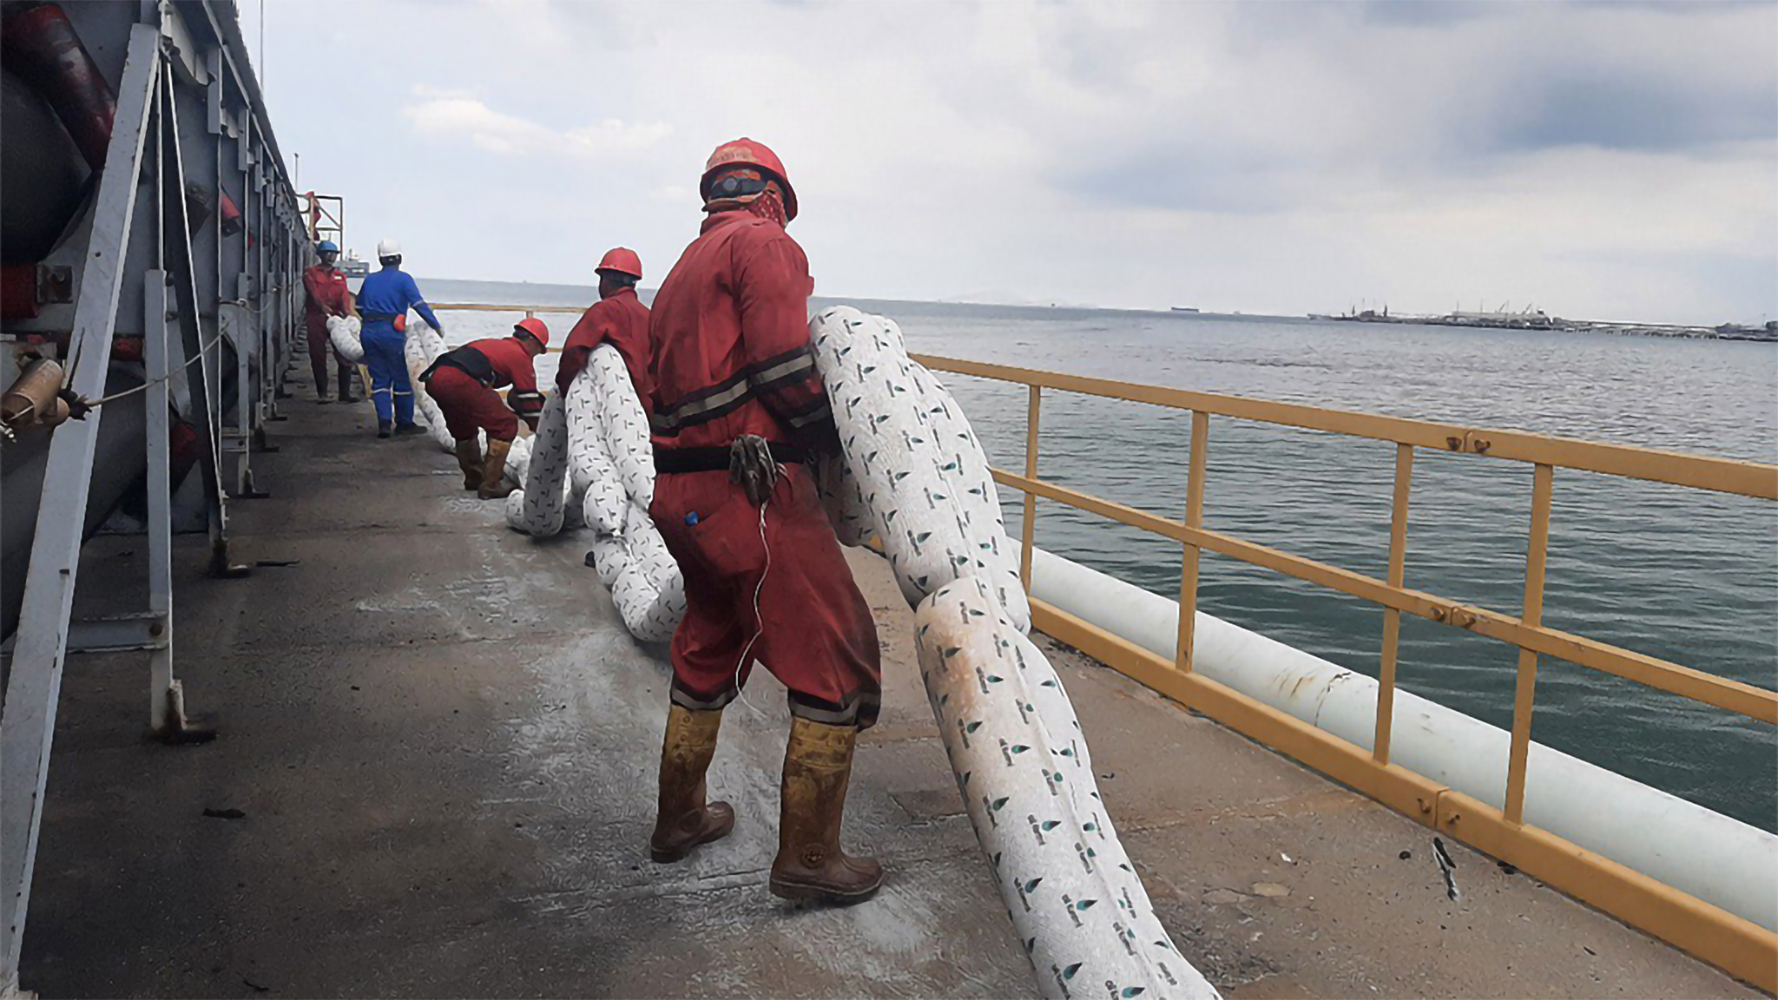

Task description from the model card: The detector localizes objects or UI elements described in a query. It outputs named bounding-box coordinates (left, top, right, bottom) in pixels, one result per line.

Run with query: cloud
left=249, top=0, right=1777, bottom=324
left=401, top=91, right=670, bottom=160
left=1491, top=74, right=1775, bottom=154
left=1064, top=147, right=1306, bottom=215
left=1357, top=1, right=1506, bottom=28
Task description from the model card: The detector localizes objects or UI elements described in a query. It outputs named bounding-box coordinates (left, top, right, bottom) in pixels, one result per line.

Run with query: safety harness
left=418, top=344, right=495, bottom=385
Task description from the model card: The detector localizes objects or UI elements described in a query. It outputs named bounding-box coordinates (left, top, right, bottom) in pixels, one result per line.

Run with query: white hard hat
left=377, top=237, right=402, bottom=258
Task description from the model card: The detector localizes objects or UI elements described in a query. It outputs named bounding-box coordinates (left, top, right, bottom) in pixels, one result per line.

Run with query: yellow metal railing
left=914, top=352, right=1778, bottom=990
left=431, top=303, right=587, bottom=354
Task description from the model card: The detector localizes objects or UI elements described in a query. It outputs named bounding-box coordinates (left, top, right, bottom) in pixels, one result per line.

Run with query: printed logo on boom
left=934, top=643, right=960, bottom=677
left=957, top=718, right=981, bottom=748
left=982, top=794, right=1010, bottom=827
left=1061, top=893, right=1098, bottom=927
left=1048, top=962, right=1081, bottom=1000
left=1027, top=814, right=1061, bottom=844
left=1014, top=876, right=1043, bottom=912
left=999, top=738, right=1032, bottom=768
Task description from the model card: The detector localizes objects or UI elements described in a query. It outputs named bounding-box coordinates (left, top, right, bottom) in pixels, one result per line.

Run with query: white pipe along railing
left=1027, top=547, right=1778, bottom=932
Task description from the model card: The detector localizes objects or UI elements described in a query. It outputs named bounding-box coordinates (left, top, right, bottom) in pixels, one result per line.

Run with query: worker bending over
left=356, top=238, right=442, bottom=438
left=556, top=247, right=651, bottom=404
left=419, top=319, right=549, bottom=500
left=646, top=138, right=883, bottom=905
left=301, top=240, right=356, bottom=403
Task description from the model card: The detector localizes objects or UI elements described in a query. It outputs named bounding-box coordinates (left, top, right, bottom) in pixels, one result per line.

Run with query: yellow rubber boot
left=454, top=439, right=483, bottom=491
left=649, top=705, right=735, bottom=862
left=476, top=438, right=515, bottom=500
left=769, top=717, right=883, bottom=905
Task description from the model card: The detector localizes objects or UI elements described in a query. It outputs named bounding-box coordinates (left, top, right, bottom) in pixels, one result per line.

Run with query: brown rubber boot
left=649, top=705, right=735, bottom=863
left=453, top=439, right=484, bottom=491
left=476, top=438, right=515, bottom=499
left=769, top=717, right=883, bottom=905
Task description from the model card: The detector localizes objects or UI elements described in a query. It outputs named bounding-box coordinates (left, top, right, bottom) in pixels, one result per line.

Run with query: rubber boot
left=648, top=705, right=735, bottom=863
left=377, top=419, right=392, bottom=439
left=476, top=438, right=515, bottom=499
left=312, top=355, right=331, bottom=403
left=454, top=439, right=484, bottom=491
left=769, top=717, right=883, bottom=905
left=337, top=365, right=357, bottom=403
left=394, top=422, right=425, bottom=436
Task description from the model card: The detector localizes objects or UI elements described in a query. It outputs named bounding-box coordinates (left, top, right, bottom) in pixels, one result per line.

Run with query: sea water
left=416, top=277, right=1778, bottom=833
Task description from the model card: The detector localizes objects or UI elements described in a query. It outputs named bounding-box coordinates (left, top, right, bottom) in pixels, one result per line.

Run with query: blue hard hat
left=317, top=240, right=339, bottom=254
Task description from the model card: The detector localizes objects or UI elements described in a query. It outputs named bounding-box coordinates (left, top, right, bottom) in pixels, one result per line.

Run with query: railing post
left=1374, top=444, right=1415, bottom=765
left=1176, top=411, right=1210, bottom=672
left=1505, top=462, right=1555, bottom=824
left=1020, top=385, right=1041, bottom=593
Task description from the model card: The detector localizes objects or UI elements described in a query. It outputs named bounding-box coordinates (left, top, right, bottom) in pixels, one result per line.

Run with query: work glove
left=729, top=434, right=783, bottom=507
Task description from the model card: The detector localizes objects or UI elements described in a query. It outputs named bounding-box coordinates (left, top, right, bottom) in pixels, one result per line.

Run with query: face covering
left=744, top=184, right=788, bottom=228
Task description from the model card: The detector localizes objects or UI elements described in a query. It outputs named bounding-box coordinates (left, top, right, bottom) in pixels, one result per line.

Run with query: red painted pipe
left=0, top=3, right=116, bottom=171
left=219, top=191, right=243, bottom=236
left=0, top=263, right=40, bottom=320
left=170, top=420, right=202, bottom=481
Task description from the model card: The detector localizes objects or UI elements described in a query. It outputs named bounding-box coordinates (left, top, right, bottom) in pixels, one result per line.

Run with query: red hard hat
left=595, top=247, right=642, bottom=280
left=514, top=317, right=550, bottom=348
left=700, top=137, right=797, bottom=222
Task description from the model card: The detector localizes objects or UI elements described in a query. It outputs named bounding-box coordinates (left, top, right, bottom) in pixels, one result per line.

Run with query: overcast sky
left=243, top=0, right=1776, bottom=324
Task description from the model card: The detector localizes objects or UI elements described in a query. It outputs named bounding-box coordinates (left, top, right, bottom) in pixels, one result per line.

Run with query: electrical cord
left=728, top=484, right=779, bottom=715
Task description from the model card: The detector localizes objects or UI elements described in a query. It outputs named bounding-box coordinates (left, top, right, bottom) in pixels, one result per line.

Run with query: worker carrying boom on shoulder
left=356, top=238, right=442, bottom=438
left=645, top=137, right=884, bottom=906
left=419, top=319, right=549, bottom=500
left=302, top=240, right=356, bottom=404
left=556, top=248, right=651, bottom=406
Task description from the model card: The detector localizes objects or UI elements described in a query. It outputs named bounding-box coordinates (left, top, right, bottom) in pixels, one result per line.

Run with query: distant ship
left=340, top=249, right=369, bottom=280
left=1171, top=306, right=1200, bottom=313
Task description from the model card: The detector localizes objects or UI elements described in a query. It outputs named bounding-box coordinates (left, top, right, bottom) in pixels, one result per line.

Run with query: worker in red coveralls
left=555, top=247, right=651, bottom=402
left=418, top=319, right=549, bottom=500
left=301, top=240, right=356, bottom=403
left=644, top=137, right=883, bottom=906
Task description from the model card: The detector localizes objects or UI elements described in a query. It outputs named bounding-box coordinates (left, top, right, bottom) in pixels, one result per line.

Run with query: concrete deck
left=17, top=368, right=1760, bottom=998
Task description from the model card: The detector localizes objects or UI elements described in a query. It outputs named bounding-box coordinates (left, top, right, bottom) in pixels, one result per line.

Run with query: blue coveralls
left=355, top=265, right=443, bottom=427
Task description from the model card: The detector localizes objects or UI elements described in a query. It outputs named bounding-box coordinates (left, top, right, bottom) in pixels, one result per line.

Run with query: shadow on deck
left=18, top=367, right=1757, bottom=998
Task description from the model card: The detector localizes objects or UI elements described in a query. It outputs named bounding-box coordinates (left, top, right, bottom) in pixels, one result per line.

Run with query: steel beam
left=66, top=614, right=166, bottom=654
left=159, top=60, right=245, bottom=576
left=0, top=25, right=162, bottom=990
left=143, top=271, right=181, bottom=730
